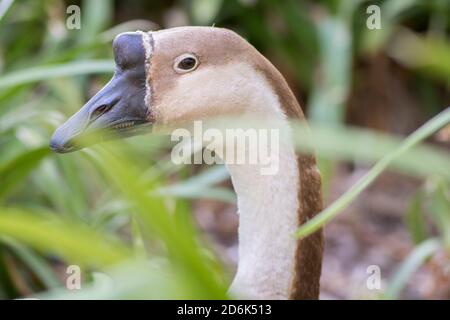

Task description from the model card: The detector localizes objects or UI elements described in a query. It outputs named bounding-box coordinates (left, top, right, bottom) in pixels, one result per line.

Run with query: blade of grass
left=36, top=260, right=188, bottom=299
left=427, top=178, right=450, bottom=246
left=309, top=14, right=352, bottom=124
left=388, top=29, right=450, bottom=82
left=361, top=0, right=420, bottom=52
left=0, top=209, right=131, bottom=268
left=0, top=146, right=51, bottom=199
left=384, top=238, right=440, bottom=299
left=81, top=144, right=228, bottom=298
left=292, top=122, right=450, bottom=180
left=406, top=191, right=428, bottom=245
left=0, top=60, right=114, bottom=89
left=0, top=0, right=14, bottom=22
left=0, top=244, right=20, bottom=298
left=157, top=165, right=236, bottom=203
left=296, top=107, right=450, bottom=238
left=0, top=237, right=61, bottom=289
left=159, top=186, right=236, bottom=204
left=191, top=0, right=223, bottom=25
left=78, top=0, right=113, bottom=44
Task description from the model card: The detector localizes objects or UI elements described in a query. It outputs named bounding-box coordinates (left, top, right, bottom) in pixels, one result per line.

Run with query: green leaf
left=361, top=0, right=420, bottom=52
left=0, top=208, right=131, bottom=268
left=0, top=237, right=61, bottom=289
left=292, top=122, right=450, bottom=180
left=0, top=60, right=114, bottom=89
left=309, top=15, right=352, bottom=124
left=427, top=179, right=450, bottom=246
left=296, top=107, right=450, bottom=238
left=36, top=260, right=191, bottom=299
left=406, top=191, right=428, bottom=245
left=191, top=0, right=223, bottom=25
left=0, top=146, right=50, bottom=199
left=158, top=165, right=236, bottom=203
left=0, top=0, right=14, bottom=22
left=388, top=30, right=450, bottom=82
left=384, top=238, right=440, bottom=299
left=82, top=144, right=228, bottom=298
left=78, top=0, right=113, bottom=44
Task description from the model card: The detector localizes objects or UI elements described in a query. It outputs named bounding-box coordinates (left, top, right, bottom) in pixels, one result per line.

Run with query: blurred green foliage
left=0, top=0, right=448, bottom=299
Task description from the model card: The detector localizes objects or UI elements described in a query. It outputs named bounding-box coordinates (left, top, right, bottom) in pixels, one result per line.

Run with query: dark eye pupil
left=178, top=57, right=196, bottom=70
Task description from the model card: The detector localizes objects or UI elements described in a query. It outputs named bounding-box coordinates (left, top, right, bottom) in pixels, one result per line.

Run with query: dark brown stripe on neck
left=255, top=59, right=324, bottom=300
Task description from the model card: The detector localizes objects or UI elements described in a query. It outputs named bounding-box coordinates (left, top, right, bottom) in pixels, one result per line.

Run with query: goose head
left=50, top=26, right=282, bottom=152
left=50, top=26, right=324, bottom=300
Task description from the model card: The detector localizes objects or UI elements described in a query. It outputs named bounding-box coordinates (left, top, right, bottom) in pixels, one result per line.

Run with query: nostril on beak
left=91, top=104, right=113, bottom=121
left=49, top=138, right=63, bottom=152
left=90, top=97, right=121, bottom=122
left=49, top=135, right=74, bottom=153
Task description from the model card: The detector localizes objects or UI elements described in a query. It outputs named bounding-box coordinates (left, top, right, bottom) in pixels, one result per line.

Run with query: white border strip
left=136, top=30, right=153, bottom=109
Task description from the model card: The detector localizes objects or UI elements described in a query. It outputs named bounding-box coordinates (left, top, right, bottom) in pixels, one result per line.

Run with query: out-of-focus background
left=0, top=0, right=449, bottom=299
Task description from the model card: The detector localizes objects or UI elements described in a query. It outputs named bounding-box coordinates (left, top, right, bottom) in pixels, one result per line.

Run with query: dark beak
left=50, top=32, right=150, bottom=153
left=50, top=76, right=148, bottom=153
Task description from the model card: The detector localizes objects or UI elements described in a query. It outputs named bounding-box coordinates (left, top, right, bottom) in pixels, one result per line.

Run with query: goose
left=50, top=26, right=324, bottom=300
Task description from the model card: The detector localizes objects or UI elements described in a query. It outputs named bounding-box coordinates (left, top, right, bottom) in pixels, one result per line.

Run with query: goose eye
left=179, top=58, right=196, bottom=69
left=174, top=54, right=199, bottom=73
